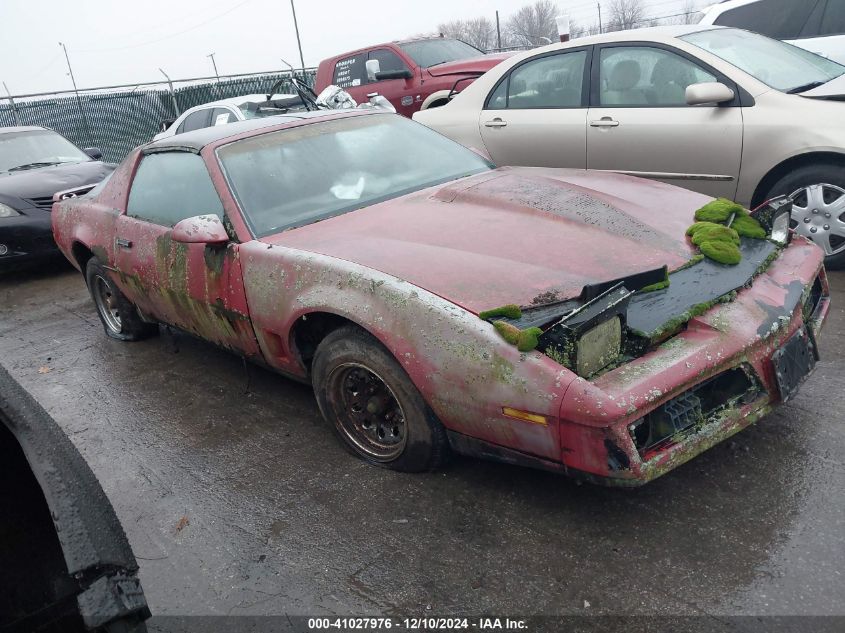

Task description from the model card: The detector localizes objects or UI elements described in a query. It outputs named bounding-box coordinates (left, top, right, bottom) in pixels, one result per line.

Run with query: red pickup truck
left=314, top=38, right=512, bottom=117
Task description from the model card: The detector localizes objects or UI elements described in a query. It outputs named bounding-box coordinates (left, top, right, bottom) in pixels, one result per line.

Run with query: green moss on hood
left=479, top=304, right=522, bottom=320
left=699, top=239, right=742, bottom=265
left=516, top=327, right=543, bottom=352
left=695, top=198, right=745, bottom=223
left=691, top=224, right=740, bottom=246
left=493, top=321, right=521, bottom=345
left=731, top=213, right=767, bottom=239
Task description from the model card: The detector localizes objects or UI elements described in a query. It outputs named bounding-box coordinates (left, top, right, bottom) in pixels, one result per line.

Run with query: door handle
left=116, top=238, right=132, bottom=249
left=590, top=118, right=620, bottom=128
left=484, top=118, right=508, bottom=128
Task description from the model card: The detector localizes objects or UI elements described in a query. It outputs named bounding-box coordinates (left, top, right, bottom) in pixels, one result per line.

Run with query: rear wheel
left=85, top=258, right=158, bottom=341
left=765, top=163, right=845, bottom=269
left=311, top=326, right=448, bottom=472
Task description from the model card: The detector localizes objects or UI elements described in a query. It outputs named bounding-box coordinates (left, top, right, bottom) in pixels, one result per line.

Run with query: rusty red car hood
left=424, top=52, right=513, bottom=77
left=264, top=167, right=709, bottom=314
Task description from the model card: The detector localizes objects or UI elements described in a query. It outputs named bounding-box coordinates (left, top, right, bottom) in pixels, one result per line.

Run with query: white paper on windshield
left=330, top=176, right=365, bottom=200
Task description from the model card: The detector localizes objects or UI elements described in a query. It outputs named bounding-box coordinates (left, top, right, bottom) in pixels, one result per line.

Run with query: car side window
left=333, top=54, right=367, bottom=89
left=713, top=0, right=825, bottom=39
left=127, top=152, right=223, bottom=228
left=487, top=51, right=587, bottom=110
left=599, top=47, right=717, bottom=107
left=367, top=49, right=409, bottom=82
left=177, top=109, right=211, bottom=134
left=821, top=0, right=845, bottom=36
left=211, top=107, right=236, bottom=126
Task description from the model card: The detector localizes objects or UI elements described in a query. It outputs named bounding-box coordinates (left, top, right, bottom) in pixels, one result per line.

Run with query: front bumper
left=0, top=207, right=58, bottom=269
left=557, top=237, right=830, bottom=486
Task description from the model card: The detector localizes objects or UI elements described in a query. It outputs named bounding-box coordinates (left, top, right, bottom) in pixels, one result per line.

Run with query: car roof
left=183, top=93, right=296, bottom=111
left=146, top=109, right=373, bottom=152
left=553, top=24, right=722, bottom=48
left=0, top=125, right=48, bottom=134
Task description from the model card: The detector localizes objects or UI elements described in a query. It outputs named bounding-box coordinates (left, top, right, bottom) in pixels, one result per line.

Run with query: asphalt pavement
left=1, top=262, right=843, bottom=624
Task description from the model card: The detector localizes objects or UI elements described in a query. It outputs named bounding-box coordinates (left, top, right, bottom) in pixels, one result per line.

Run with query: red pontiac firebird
left=52, top=110, right=830, bottom=485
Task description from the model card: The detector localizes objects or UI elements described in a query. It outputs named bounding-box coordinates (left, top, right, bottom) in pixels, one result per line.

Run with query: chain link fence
left=1, top=69, right=317, bottom=164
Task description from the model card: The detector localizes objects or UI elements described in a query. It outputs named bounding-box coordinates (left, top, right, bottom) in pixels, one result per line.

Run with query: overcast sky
left=1, top=0, right=697, bottom=96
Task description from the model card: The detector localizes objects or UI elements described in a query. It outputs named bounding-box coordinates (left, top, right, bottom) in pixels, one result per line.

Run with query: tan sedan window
left=599, top=47, right=716, bottom=106
left=489, top=51, right=587, bottom=109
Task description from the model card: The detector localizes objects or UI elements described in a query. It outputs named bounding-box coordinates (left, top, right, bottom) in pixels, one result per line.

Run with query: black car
left=0, top=126, right=113, bottom=270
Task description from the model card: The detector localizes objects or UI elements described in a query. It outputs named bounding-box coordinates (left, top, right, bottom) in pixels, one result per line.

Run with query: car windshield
left=399, top=39, right=484, bottom=68
left=217, top=114, right=492, bottom=237
left=0, top=129, right=90, bottom=172
left=681, top=28, right=845, bottom=93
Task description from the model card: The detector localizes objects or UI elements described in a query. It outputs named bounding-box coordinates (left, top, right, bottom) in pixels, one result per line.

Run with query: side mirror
left=375, top=69, right=413, bottom=81
left=172, top=214, right=230, bottom=244
left=365, top=59, right=381, bottom=82
left=83, top=147, right=103, bottom=160
left=685, top=82, right=735, bottom=106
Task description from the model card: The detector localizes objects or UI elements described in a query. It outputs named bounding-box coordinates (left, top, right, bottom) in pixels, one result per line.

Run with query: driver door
left=113, top=150, right=260, bottom=357
left=586, top=45, right=743, bottom=199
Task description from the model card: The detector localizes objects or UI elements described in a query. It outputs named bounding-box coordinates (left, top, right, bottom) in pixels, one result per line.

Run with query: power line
left=76, top=0, right=255, bottom=53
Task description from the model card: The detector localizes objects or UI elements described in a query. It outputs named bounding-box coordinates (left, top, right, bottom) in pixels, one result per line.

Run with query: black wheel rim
left=326, top=363, right=407, bottom=461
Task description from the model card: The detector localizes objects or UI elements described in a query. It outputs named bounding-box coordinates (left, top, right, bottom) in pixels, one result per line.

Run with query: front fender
left=240, top=242, right=577, bottom=461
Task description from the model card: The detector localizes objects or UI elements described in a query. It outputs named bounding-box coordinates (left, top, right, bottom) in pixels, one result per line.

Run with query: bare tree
left=606, top=0, right=645, bottom=31
left=505, top=0, right=560, bottom=47
left=673, top=0, right=703, bottom=25
left=437, top=16, right=497, bottom=50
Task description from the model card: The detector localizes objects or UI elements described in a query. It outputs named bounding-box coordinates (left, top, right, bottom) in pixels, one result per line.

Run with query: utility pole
left=206, top=52, right=221, bottom=82
left=158, top=68, right=180, bottom=118
left=495, top=10, right=502, bottom=50
left=290, top=0, right=306, bottom=78
left=59, top=42, right=93, bottom=147
left=597, top=2, right=603, bottom=34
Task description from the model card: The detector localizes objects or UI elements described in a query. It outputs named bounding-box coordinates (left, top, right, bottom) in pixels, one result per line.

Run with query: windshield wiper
left=7, top=161, right=62, bottom=172
left=788, top=81, right=826, bottom=94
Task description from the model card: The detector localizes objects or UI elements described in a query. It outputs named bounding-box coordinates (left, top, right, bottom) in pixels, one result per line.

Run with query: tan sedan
left=414, top=25, right=845, bottom=267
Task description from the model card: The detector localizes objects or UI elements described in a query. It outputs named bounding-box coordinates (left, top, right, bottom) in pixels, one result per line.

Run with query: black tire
left=85, top=257, right=158, bottom=341
left=311, top=325, right=448, bottom=472
left=765, top=163, right=845, bottom=269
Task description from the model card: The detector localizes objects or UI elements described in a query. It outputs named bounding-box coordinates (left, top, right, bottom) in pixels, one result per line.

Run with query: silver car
left=414, top=25, right=845, bottom=267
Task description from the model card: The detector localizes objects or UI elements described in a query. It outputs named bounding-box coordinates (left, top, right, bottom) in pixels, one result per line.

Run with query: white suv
left=699, top=0, right=845, bottom=64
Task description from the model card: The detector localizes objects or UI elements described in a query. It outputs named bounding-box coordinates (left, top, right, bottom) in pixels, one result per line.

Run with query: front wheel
left=311, top=326, right=448, bottom=472
left=765, top=164, right=845, bottom=269
left=85, top=258, right=158, bottom=341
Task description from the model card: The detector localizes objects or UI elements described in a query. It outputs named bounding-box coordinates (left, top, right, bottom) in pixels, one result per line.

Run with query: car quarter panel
left=238, top=241, right=578, bottom=461
left=52, top=149, right=139, bottom=271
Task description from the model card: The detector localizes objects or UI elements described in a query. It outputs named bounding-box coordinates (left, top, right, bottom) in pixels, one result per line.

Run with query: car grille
left=629, top=367, right=763, bottom=459
left=26, top=196, right=56, bottom=210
